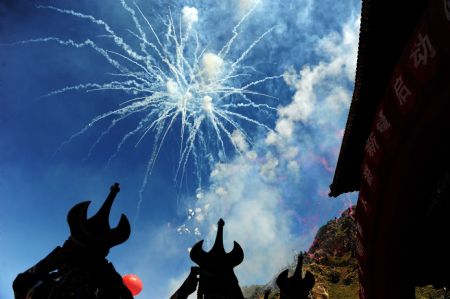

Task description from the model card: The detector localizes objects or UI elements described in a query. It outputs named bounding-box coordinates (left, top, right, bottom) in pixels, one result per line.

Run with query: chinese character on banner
left=362, top=163, right=374, bottom=188
left=360, top=283, right=367, bottom=299
left=358, top=262, right=368, bottom=286
left=359, top=194, right=372, bottom=216
left=409, top=33, right=436, bottom=68
left=357, top=221, right=364, bottom=238
left=393, top=75, right=412, bottom=107
left=356, top=237, right=364, bottom=258
left=365, top=132, right=380, bottom=158
left=376, top=109, right=391, bottom=134
left=445, top=0, right=450, bottom=21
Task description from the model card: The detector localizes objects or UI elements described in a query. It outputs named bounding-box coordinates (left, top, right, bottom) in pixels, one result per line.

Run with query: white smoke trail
left=3, top=2, right=282, bottom=218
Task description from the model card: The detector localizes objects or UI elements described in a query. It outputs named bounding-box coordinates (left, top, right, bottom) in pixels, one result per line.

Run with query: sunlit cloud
left=177, top=14, right=361, bottom=287
left=182, top=6, right=199, bottom=30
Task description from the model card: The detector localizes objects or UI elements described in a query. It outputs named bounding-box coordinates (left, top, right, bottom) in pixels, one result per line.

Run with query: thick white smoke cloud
left=178, top=15, right=360, bottom=287
left=182, top=6, right=199, bottom=30
left=183, top=154, right=296, bottom=284
left=279, top=18, right=358, bottom=128
left=201, top=52, right=224, bottom=81
left=231, top=130, right=249, bottom=152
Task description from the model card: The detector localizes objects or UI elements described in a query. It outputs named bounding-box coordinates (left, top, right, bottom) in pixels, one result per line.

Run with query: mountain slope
left=243, top=207, right=448, bottom=298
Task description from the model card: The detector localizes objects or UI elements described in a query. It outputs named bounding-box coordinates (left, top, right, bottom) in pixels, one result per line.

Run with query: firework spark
left=5, top=2, right=281, bottom=210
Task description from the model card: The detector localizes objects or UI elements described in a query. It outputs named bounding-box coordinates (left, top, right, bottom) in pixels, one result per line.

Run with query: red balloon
left=122, top=274, right=143, bottom=296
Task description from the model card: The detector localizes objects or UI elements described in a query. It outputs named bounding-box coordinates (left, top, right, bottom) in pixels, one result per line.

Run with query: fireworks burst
left=5, top=2, right=281, bottom=203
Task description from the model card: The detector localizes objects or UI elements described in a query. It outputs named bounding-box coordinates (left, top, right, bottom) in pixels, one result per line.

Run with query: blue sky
left=1, top=0, right=359, bottom=297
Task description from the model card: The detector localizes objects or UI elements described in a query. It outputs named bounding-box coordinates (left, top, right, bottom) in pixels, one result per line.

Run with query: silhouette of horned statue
left=189, top=218, right=245, bottom=299
left=13, top=183, right=133, bottom=299
left=276, top=253, right=315, bottom=299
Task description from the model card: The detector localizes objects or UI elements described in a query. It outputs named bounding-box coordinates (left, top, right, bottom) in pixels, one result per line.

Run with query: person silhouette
left=170, top=267, right=200, bottom=299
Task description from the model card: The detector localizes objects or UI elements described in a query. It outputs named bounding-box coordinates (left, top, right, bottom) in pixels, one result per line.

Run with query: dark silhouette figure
left=177, top=218, right=245, bottom=299
left=276, top=253, right=315, bottom=299
left=170, top=267, right=200, bottom=299
left=13, top=183, right=133, bottom=299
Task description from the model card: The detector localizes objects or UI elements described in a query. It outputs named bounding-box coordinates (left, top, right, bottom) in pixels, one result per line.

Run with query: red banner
left=356, top=0, right=450, bottom=297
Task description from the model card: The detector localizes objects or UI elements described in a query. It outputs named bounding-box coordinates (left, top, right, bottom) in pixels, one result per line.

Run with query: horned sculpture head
left=189, top=218, right=245, bottom=298
left=13, top=183, right=133, bottom=299
left=67, top=182, right=131, bottom=257
left=276, top=253, right=315, bottom=299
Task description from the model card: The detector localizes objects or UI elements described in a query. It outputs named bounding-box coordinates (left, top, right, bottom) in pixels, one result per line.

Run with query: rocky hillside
left=303, top=207, right=359, bottom=298
left=242, top=207, right=359, bottom=298
left=243, top=207, right=448, bottom=299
